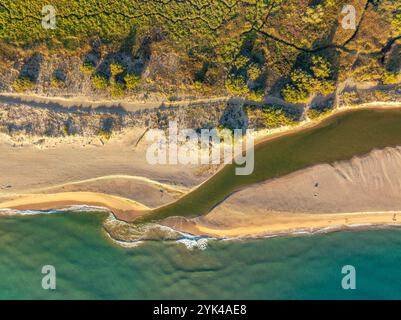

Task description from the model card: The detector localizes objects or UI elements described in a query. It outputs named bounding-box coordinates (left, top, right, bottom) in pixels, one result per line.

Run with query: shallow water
left=1, top=211, right=401, bottom=299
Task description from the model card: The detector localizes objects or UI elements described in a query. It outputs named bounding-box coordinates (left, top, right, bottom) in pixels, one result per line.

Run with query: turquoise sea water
left=1, top=211, right=401, bottom=299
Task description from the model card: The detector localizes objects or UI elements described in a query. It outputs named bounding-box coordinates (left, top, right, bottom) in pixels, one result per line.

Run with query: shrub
left=50, top=77, right=64, bottom=88
left=307, top=107, right=332, bottom=120
left=316, top=80, right=336, bottom=95
left=12, top=77, right=35, bottom=92
left=233, top=55, right=249, bottom=69
left=281, top=70, right=314, bottom=103
left=281, top=84, right=309, bottom=103
left=262, top=108, right=295, bottom=128
left=247, top=89, right=265, bottom=102
left=311, top=56, right=332, bottom=79
left=111, top=82, right=125, bottom=98
left=124, top=73, right=141, bottom=90
left=63, top=123, right=72, bottom=136
left=80, top=62, right=96, bottom=76
left=110, top=63, right=125, bottom=77
left=282, top=61, right=335, bottom=103
left=382, top=71, right=400, bottom=85
left=225, top=75, right=249, bottom=96
left=91, top=74, right=109, bottom=90
left=246, top=105, right=298, bottom=128
left=247, top=64, right=262, bottom=81
left=98, top=128, right=112, bottom=141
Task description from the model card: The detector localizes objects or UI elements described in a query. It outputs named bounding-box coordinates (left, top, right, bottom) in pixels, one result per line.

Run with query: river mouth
left=143, top=107, right=401, bottom=222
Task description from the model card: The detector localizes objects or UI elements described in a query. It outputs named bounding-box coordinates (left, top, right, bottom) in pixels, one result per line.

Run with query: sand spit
left=167, top=146, right=401, bottom=237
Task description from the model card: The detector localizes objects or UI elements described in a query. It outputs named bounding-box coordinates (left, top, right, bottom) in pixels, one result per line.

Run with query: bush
left=247, top=89, right=264, bottom=102
left=311, top=56, right=332, bottom=79
left=111, top=82, right=125, bottom=98
left=382, top=71, right=400, bottom=85
left=98, top=128, right=112, bottom=141
left=110, top=63, right=125, bottom=77
left=281, top=59, right=335, bottom=103
left=307, top=106, right=332, bottom=120
left=124, top=73, right=140, bottom=90
left=247, top=64, right=262, bottom=81
left=91, top=74, right=109, bottom=90
left=316, top=80, right=336, bottom=95
left=80, top=62, right=96, bottom=76
left=12, top=77, right=35, bottom=92
left=246, top=105, right=299, bottom=128
left=281, top=84, right=310, bottom=103
left=50, top=77, right=64, bottom=88
left=225, top=75, right=249, bottom=96
left=281, top=70, right=313, bottom=103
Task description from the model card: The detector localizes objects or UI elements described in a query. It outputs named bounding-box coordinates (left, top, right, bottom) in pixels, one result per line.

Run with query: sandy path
left=0, top=93, right=230, bottom=113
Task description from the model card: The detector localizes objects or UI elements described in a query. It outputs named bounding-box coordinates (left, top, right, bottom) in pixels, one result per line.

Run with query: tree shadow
left=94, top=30, right=153, bottom=83
left=18, top=53, right=43, bottom=81
left=218, top=99, right=249, bottom=131
left=385, top=43, right=400, bottom=73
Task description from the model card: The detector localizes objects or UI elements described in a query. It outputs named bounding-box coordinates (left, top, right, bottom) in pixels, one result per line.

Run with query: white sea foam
left=0, top=205, right=110, bottom=216
left=176, top=238, right=208, bottom=250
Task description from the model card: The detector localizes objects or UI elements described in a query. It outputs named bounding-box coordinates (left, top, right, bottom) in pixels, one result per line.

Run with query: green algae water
left=2, top=211, right=401, bottom=299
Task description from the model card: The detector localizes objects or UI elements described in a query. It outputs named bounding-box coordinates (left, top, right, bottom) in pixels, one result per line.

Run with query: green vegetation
left=124, top=73, right=140, bottom=91
left=225, top=75, right=249, bottom=96
left=281, top=56, right=335, bottom=103
left=139, top=108, right=401, bottom=223
left=382, top=71, right=400, bottom=85
left=247, top=64, right=262, bottom=81
left=110, top=82, right=125, bottom=98
left=12, top=77, right=35, bottom=92
left=63, top=123, right=72, bottom=136
left=50, top=77, right=65, bottom=89
left=247, top=90, right=265, bottom=102
left=98, top=128, right=112, bottom=141
left=91, top=74, right=108, bottom=90
left=110, top=63, right=125, bottom=77
left=80, top=62, right=96, bottom=76
left=0, top=1, right=398, bottom=99
left=246, top=104, right=299, bottom=128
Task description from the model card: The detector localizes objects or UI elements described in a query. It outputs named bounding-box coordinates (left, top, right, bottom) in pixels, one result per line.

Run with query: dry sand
left=0, top=127, right=207, bottom=210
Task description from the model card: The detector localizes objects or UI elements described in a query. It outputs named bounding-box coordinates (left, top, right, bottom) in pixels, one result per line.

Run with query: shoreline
left=182, top=211, right=401, bottom=239
left=2, top=204, right=401, bottom=245
left=0, top=192, right=148, bottom=221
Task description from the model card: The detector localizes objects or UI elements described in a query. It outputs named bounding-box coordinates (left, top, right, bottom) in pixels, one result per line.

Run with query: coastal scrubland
left=0, top=0, right=398, bottom=114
